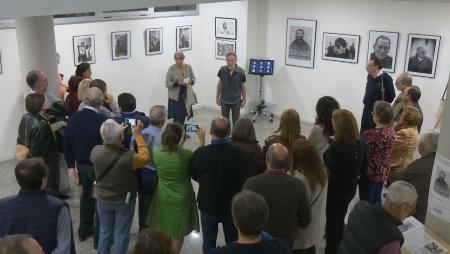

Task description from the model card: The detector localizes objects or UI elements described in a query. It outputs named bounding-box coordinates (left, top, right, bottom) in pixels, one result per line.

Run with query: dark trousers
left=200, top=212, right=238, bottom=254
left=137, top=169, right=159, bottom=229
left=359, top=178, right=384, bottom=205
left=46, top=160, right=60, bottom=193
left=221, top=102, right=240, bottom=125
left=78, top=164, right=99, bottom=240
left=325, top=195, right=353, bottom=254
left=293, top=246, right=316, bottom=254
left=360, top=106, right=375, bottom=133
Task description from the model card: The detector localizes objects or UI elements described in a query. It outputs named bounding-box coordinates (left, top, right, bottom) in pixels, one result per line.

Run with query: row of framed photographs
left=73, top=25, right=193, bottom=66
left=286, top=18, right=441, bottom=78
left=215, top=17, right=238, bottom=60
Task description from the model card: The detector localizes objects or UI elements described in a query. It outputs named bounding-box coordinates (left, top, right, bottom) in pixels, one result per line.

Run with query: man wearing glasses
left=361, top=57, right=395, bottom=133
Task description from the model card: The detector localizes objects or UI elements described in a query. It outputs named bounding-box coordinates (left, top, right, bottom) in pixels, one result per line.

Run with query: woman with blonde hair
left=323, top=109, right=368, bottom=254
left=290, top=139, right=328, bottom=254
left=390, top=106, right=421, bottom=173
left=77, top=79, right=92, bottom=101
left=263, top=108, right=305, bottom=155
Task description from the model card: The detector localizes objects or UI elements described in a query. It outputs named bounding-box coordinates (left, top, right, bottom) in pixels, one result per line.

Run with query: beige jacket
left=165, top=64, right=196, bottom=101
left=390, top=126, right=419, bottom=173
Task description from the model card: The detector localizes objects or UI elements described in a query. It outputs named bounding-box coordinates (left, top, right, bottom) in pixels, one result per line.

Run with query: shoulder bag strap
left=310, top=186, right=324, bottom=207
left=95, top=152, right=123, bottom=184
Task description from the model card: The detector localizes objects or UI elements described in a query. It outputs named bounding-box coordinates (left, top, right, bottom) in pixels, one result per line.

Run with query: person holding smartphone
left=146, top=123, right=205, bottom=254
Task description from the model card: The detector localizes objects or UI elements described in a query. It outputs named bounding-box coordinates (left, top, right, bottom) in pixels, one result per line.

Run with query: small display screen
left=249, top=59, right=274, bottom=75
left=124, top=118, right=136, bottom=127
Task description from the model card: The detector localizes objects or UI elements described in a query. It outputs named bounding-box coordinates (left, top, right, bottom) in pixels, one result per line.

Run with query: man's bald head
left=266, top=143, right=289, bottom=170
left=395, top=72, right=413, bottom=92
left=210, top=117, right=231, bottom=139
left=26, top=71, right=48, bottom=94
left=0, top=234, right=44, bottom=254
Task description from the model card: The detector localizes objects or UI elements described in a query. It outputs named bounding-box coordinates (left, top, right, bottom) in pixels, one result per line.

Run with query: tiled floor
left=0, top=108, right=359, bottom=254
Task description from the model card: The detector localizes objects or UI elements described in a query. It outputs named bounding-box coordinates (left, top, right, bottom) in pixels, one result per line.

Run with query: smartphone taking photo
left=184, top=124, right=199, bottom=133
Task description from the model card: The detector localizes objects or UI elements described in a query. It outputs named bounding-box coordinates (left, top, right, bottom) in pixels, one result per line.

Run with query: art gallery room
left=2, top=0, right=450, bottom=253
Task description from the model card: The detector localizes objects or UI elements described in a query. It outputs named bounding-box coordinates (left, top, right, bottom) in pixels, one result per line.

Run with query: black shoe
left=78, top=228, right=95, bottom=242
left=94, top=240, right=98, bottom=250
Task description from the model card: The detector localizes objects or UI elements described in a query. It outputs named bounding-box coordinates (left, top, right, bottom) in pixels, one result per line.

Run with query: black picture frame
left=215, top=39, right=236, bottom=60
left=367, top=30, right=400, bottom=73
left=285, top=18, right=317, bottom=69
left=215, top=17, right=237, bottom=40
left=111, top=31, right=131, bottom=60
left=322, top=32, right=360, bottom=64
left=72, top=34, right=96, bottom=66
left=176, top=25, right=192, bottom=51
left=145, top=28, right=163, bottom=55
left=404, top=33, right=441, bottom=79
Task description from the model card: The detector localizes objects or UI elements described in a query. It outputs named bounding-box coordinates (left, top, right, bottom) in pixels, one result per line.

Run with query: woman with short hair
left=230, top=117, right=265, bottom=177
left=390, top=106, right=421, bottom=173
left=359, top=101, right=395, bottom=205
left=146, top=123, right=205, bottom=254
left=323, top=109, right=368, bottom=254
left=165, top=51, right=196, bottom=124
left=290, top=139, right=328, bottom=254
left=263, top=108, right=305, bottom=155
left=17, top=93, right=60, bottom=197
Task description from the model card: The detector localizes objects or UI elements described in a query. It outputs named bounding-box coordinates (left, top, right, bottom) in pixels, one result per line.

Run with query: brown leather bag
left=15, top=125, right=29, bottom=161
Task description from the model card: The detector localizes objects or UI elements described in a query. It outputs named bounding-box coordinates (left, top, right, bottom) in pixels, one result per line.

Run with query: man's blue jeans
left=200, top=212, right=238, bottom=254
left=97, top=199, right=136, bottom=254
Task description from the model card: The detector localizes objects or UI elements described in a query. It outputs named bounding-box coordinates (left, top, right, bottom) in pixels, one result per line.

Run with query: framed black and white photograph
left=111, top=31, right=131, bottom=60
left=322, top=32, right=360, bottom=63
left=405, top=34, right=441, bottom=78
left=285, top=18, right=317, bottom=68
left=176, top=25, right=192, bottom=51
left=367, top=30, right=399, bottom=72
left=73, top=34, right=95, bottom=66
left=215, top=39, right=236, bottom=60
left=145, top=28, right=163, bottom=55
left=215, top=17, right=237, bottom=40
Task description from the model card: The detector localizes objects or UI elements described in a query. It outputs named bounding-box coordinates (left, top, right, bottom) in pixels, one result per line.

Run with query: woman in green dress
left=146, top=122, right=205, bottom=254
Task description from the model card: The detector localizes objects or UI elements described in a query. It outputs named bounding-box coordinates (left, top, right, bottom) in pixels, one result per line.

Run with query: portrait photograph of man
left=285, top=18, right=317, bottom=68
left=322, top=32, right=360, bottom=63
left=405, top=34, right=441, bottom=78
left=367, top=31, right=399, bottom=72
left=288, top=27, right=312, bottom=61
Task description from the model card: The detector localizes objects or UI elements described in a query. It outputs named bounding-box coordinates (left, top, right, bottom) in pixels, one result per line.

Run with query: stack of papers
left=400, top=216, right=448, bottom=254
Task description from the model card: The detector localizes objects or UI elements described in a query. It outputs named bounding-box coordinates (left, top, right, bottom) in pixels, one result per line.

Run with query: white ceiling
left=0, top=0, right=237, bottom=20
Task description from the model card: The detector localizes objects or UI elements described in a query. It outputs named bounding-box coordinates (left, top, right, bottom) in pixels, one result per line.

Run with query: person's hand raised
left=132, top=120, right=143, bottom=136
left=196, top=127, right=206, bottom=147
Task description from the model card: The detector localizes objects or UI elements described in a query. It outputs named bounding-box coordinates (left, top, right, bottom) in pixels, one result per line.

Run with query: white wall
left=0, top=29, right=24, bottom=161
left=252, top=0, right=450, bottom=131
left=0, top=0, right=248, bottom=161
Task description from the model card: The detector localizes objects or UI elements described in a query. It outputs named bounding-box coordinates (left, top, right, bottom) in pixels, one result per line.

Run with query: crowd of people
left=0, top=52, right=441, bottom=254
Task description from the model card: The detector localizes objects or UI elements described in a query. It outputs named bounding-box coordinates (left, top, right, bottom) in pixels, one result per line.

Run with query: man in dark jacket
left=0, top=158, right=75, bottom=254
left=189, top=117, right=248, bottom=254
left=244, top=143, right=311, bottom=249
left=361, top=58, right=395, bottom=132
left=390, top=130, right=439, bottom=223
left=339, top=181, right=418, bottom=254
left=64, top=87, right=107, bottom=245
